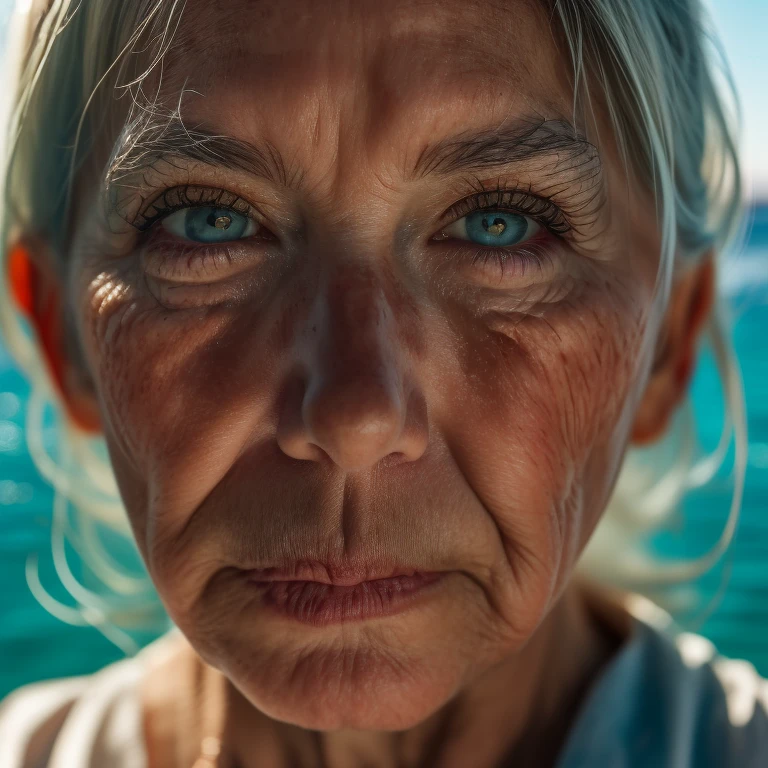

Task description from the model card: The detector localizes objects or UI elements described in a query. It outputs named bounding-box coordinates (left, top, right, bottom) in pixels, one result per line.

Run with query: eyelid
left=130, top=183, right=571, bottom=248
left=133, top=184, right=265, bottom=233
left=439, top=186, right=572, bottom=237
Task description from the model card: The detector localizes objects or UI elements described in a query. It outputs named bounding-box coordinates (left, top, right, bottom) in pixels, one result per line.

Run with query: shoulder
left=672, top=626, right=768, bottom=762
left=559, top=593, right=768, bottom=768
left=630, top=595, right=768, bottom=739
left=0, top=629, right=182, bottom=768
left=0, top=676, right=92, bottom=768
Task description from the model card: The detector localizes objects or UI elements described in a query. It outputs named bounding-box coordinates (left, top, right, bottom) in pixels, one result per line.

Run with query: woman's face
left=60, top=0, right=666, bottom=731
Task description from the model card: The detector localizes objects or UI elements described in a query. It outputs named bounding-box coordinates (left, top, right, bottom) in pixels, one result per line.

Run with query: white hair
left=0, top=0, right=748, bottom=656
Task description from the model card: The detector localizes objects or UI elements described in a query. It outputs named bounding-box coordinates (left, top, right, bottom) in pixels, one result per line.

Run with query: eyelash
left=434, top=182, right=571, bottom=281
left=134, top=186, right=260, bottom=233
left=441, top=182, right=571, bottom=237
left=133, top=182, right=571, bottom=283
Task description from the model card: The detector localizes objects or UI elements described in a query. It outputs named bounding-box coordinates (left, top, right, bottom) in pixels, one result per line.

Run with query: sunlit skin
left=16, top=0, right=716, bottom=766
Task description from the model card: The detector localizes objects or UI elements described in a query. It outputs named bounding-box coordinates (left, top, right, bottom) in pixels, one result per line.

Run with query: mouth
left=244, top=559, right=438, bottom=587
left=244, top=561, right=449, bottom=626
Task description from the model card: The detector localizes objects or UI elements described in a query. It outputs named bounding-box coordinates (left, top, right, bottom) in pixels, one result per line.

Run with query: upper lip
left=245, top=559, right=435, bottom=587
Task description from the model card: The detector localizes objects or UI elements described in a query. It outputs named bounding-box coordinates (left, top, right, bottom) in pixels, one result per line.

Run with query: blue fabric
left=556, top=613, right=768, bottom=767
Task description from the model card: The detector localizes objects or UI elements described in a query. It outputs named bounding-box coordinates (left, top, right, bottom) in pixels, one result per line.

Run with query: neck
left=203, top=579, right=628, bottom=768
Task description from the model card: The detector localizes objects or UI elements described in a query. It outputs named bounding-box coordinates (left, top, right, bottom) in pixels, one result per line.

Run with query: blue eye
left=443, top=209, right=540, bottom=247
left=161, top=206, right=258, bottom=244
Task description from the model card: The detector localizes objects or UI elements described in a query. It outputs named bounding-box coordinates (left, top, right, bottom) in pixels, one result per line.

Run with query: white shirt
left=1, top=598, right=767, bottom=767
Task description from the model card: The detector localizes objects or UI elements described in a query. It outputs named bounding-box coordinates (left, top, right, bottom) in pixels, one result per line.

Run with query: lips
left=245, top=559, right=434, bottom=587
left=248, top=571, right=448, bottom=626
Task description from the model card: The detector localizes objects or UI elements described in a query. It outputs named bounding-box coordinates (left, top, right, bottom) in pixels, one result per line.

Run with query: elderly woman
left=0, top=0, right=765, bottom=765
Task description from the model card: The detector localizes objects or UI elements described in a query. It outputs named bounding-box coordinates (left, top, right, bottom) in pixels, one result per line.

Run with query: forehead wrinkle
left=107, top=0, right=581, bottom=200
left=161, top=0, right=563, bottom=111
left=172, top=0, right=545, bottom=59
left=169, top=0, right=569, bottom=169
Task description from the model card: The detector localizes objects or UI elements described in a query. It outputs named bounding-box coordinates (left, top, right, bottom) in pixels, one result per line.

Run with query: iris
left=163, top=206, right=254, bottom=243
left=464, top=211, right=530, bottom=247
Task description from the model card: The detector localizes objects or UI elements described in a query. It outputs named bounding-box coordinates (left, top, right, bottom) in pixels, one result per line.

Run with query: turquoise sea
left=0, top=205, right=766, bottom=700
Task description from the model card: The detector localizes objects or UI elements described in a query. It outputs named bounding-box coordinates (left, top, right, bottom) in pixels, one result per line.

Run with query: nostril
left=381, top=451, right=408, bottom=467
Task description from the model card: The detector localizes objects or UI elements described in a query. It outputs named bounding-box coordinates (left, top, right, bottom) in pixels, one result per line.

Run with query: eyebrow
left=411, top=117, right=597, bottom=179
left=104, top=114, right=598, bottom=193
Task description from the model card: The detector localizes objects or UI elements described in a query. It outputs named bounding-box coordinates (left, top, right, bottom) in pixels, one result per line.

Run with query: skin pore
left=15, top=0, right=715, bottom=765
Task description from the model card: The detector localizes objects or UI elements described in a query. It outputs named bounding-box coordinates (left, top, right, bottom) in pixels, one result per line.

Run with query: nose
left=276, top=269, right=428, bottom=471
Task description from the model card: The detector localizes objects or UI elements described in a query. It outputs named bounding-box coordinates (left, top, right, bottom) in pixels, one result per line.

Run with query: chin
left=186, top=570, right=507, bottom=731
left=202, top=598, right=482, bottom=732
left=229, top=640, right=464, bottom=731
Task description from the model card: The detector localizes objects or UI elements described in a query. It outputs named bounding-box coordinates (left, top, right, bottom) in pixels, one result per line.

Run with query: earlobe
left=9, top=241, right=67, bottom=396
left=671, top=256, right=715, bottom=400
left=9, top=243, right=35, bottom=316
left=629, top=254, right=716, bottom=447
left=630, top=378, right=675, bottom=446
left=7, top=239, right=102, bottom=434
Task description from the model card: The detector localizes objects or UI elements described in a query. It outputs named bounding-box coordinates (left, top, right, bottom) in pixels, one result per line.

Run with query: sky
left=707, top=0, right=768, bottom=200
left=0, top=0, right=766, bottom=199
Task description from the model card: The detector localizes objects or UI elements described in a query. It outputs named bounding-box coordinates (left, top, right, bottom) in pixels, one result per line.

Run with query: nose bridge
left=307, top=261, right=402, bottom=430
left=282, top=258, right=424, bottom=471
left=318, top=263, right=394, bottom=378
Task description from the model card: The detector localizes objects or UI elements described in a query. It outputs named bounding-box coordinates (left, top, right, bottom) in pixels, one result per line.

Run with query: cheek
left=442, top=271, right=650, bottom=599
left=72, top=245, right=653, bottom=634
left=73, top=266, right=279, bottom=559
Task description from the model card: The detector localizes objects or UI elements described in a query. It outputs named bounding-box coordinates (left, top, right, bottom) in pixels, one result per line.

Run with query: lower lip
left=249, top=572, right=448, bottom=626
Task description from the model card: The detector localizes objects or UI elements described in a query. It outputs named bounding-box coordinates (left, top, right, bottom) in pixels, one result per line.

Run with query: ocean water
left=0, top=206, right=766, bottom=700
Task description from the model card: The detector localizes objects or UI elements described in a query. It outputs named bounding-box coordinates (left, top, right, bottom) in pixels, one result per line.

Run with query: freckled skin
left=62, top=0, right=671, bottom=764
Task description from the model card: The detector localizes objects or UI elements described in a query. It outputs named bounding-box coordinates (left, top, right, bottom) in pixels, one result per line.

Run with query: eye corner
left=429, top=228, right=452, bottom=243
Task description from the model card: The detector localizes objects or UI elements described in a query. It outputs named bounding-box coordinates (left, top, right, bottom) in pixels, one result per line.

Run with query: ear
left=630, top=252, right=715, bottom=446
left=8, top=237, right=102, bottom=434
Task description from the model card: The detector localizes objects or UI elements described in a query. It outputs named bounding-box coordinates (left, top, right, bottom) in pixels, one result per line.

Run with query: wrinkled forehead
left=155, top=0, right=574, bottom=152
